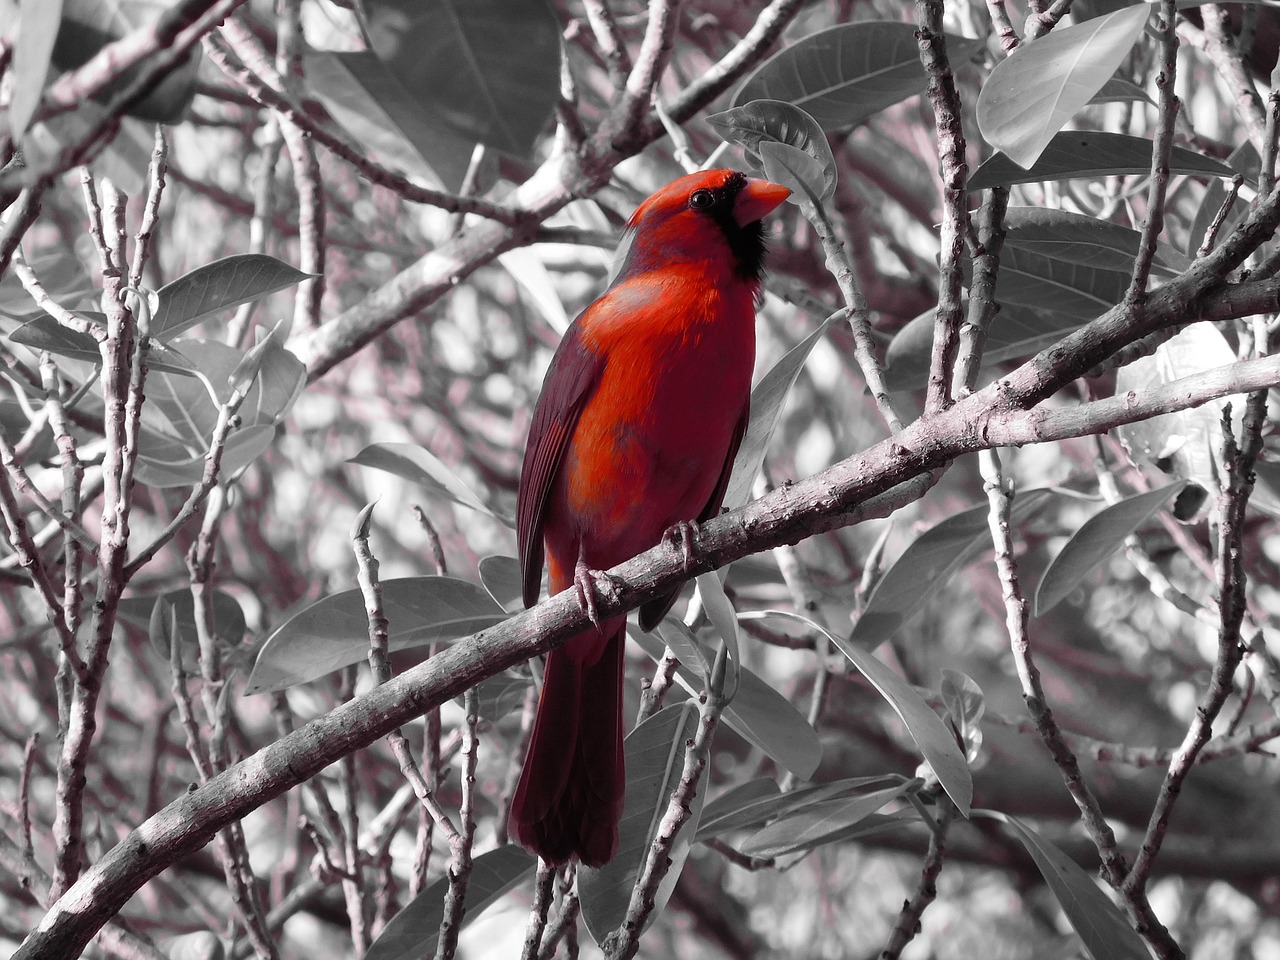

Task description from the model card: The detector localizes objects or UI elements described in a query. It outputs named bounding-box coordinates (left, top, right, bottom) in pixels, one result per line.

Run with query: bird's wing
left=638, top=403, right=750, bottom=631
left=517, top=322, right=604, bottom=609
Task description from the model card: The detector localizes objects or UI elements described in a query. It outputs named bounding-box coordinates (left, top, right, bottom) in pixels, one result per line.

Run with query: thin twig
left=879, top=797, right=955, bottom=960
left=917, top=0, right=971, bottom=414
left=1125, top=0, right=1179, bottom=308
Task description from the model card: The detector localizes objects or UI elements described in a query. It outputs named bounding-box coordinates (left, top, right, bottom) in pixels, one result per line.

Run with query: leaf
left=1002, top=208, right=1193, bottom=278
left=12, top=0, right=64, bottom=140
left=982, top=812, right=1151, bottom=960
left=1117, top=323, right=1245, bottom=521
left=245, top=577, right=507, bottom=694
left=724, top=311, right=842, bottom=508
left=755, top=609, right=972, bottom=815
left=365, top=845, right=536, bottom=960
left=968, top=132, right=1235, bottom=190
left=1035, top=482, right=1188, bottom=615
left=466, top=672, right=532, bottom=722
left=498, top=248, right=571, bottom=335
left=304, top=50, right=476, bottom=192
left=757, top=140, right=830, bottom=210
left=652, top=619, right=712, bottom=684
left=831, top=635, right=971, bottom=814
left=1089, top=77, right=1154, bottom=105
left=477, top=555, right=523, bottom=612
left=851, top=489, right=1056, bottom=648
left=10, top=314, right=101, bottom=364
left=133, top=424, right=277, bottom=488
left=141, top=338, right=295, bottom=446
left=631, top=630, right=822, bottom=781
left=362, top=0, right=561, bottom=160
left=153, top=255, right=312, bottom=340
left=884, top=303, right=1086, bottom=391
left=0, top=249, right=93, bottom=321
left=51, top=0, right=201, bottom=123
left=695, top=778, right=782, bottom=840
left=116, top=588, right=247, bottom=672
left=579, top=702, right=704, bottom=946
left=738, top=782, right=914, bottom=858
left=10, top=314, right=196, bottom=376
left=696, top=775, right=905, bottom=841
left=694, top=571, right=741, bottom=696
left=940, top=669, right=985, bottom=763
left=705, top=100, right=837, bottom=203
left=979, top=240, right=1131, bottom=320
left=349, top=442, right=513, bottom=525
left=733, top=21, right=985, bottom=130
left=977, top=4, right=1151, bottom=168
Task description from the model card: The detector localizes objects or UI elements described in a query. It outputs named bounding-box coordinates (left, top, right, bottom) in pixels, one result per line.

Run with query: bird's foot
left=574, top=560, right=623, bottom=630
left=663, top=520, right=702, bottom=573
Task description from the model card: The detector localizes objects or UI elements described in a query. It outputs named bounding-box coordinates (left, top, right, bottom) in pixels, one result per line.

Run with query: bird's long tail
left=509, top=618, right=626, bottom=867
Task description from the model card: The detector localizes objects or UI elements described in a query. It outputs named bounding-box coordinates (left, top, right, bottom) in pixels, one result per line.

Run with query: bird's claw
left=664, top=520, right=701, bottom=573
left=574, top=560, right=620, bottom=630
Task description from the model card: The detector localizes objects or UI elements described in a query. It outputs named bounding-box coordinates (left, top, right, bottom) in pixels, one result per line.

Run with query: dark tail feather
left=509, top=622, right=625, bottom=867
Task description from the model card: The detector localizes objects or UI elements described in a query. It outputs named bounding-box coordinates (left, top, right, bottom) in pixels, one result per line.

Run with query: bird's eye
left=688, top=189, right=715, bottom=210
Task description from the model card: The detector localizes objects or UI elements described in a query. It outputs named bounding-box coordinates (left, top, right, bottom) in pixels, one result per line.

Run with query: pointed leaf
left=851, top=490, right=1056, bottom=648
left=697, top=775, right=905, bottom=841
left=733, top=21, right=985, bottom=130
left=153, top=255, right=311, bottom=339
left=363, top=0, right=560, bottom=160
left=738, top=782, right=913, bottom=858
left=1090, top=77, right=1154, bottom=105
left=579, top=702, right=704, bottom=945
left=977, top=5, right=1151, bottom=167
left=725, top=311, right=842, bottom=508
left=349, top=441, right=513, bottom=525
left=12, top=0, right=64, bottom=140
left=245, top=577, right=506, bottom=694
left=706, top=100, right=837, bottom=203
left=1036, top=481, right=1188, bottom=614
left=940, top=669, right=985, bottom=763
left=694, top=571, right=741, bottom=695
left=968, top=132, right=1234, bottom=190
left=133, top=424, right=277, bottom=488
left=831, top=634, right=970, bottom=814
left=982, top=812, right=1151, bottom=960
left=366, top=845, right=536, bottom=960
left=755, top=608, right=972, bottom=815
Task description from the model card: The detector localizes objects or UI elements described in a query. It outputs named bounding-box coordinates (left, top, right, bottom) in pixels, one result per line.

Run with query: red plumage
left=509, top=169, right=790, bottom=866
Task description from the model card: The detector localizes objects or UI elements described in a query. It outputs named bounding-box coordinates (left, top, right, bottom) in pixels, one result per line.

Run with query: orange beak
left=733, top=178, right=791, bottom=226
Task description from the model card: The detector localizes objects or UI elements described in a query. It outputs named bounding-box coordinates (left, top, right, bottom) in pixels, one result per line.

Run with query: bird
left=509, top=168, right=791, bottom=867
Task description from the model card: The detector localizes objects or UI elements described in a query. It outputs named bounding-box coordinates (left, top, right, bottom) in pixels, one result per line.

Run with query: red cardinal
left=509, top=169, right=790, bottom=866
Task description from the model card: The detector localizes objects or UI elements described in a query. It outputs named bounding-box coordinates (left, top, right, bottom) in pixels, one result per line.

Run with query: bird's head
left=618, top=169, right=791, bottom=283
